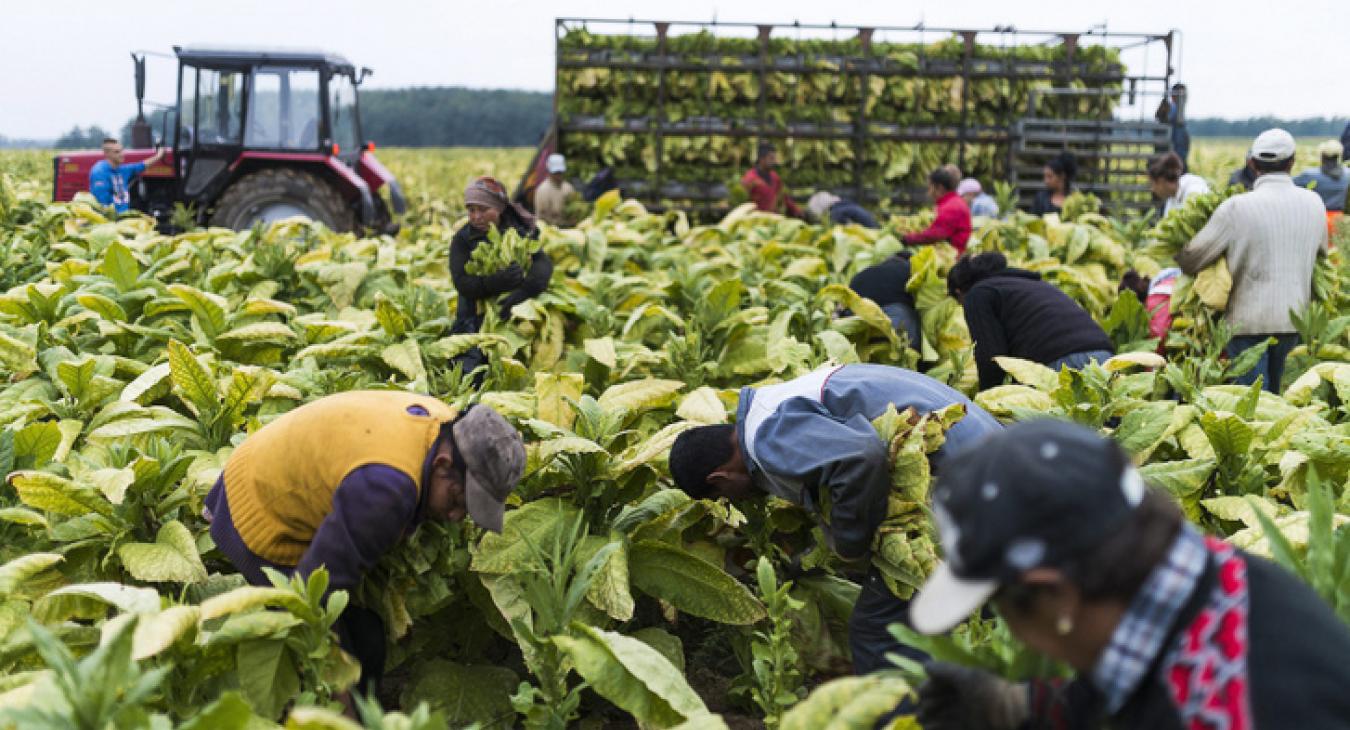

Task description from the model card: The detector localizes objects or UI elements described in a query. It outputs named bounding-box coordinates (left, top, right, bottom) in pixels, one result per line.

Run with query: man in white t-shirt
left=1148, top=151, right=1209, bottom=214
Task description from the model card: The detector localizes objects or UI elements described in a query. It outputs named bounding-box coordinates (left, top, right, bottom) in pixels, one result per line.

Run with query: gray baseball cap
left=451, top=406, right=525, bottom=533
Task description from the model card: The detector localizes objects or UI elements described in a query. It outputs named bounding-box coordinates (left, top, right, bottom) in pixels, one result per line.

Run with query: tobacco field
left=0, top=147, right=1346, bottom=730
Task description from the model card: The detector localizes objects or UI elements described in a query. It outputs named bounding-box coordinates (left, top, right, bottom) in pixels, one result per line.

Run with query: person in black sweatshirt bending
left=947, top=253, right=1114, bottom=391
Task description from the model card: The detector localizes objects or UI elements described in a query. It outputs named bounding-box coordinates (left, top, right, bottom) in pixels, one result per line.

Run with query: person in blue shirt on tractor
left=89, top=137, right=165, bottom=214
left=668, top=364, right=1003, bottom=674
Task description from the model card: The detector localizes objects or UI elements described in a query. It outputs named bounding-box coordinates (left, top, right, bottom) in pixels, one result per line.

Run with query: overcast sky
left=1, top=0, right=1345, bottom=140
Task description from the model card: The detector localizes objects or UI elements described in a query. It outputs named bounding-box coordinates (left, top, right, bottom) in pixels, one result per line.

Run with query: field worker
left=451, top=176, right=554, bottom=328
left=903, top=167, right=972, bottom=254
left=848, top=254, right=922, bottom=350
left=806, top=191, right=878, bottom=228
left=1028, top=152, right=1078, bottom=216
left=1177, top=129, right=1328, bottom=393
left=958, top=178, right=999, bottom=218
left=668, top=364, right=1002, bottom=674
left=1120, top=268, right=1181, bottom=347
left=204, top=392, right=526, bottom=692
left=1228, top=150, right=1257, bottom=191
left=1293, top=140, right=1350, bottom=233
left=912, top=420, right=1350, bottom=730
left=533, top=153, right=577, bottom=226
left=741, top=142, right=803, bottom=218
left=948, top=253, right=1115, bottom=391
left=1147, top=152, right=1209, bottom=214
left=1154, top=82, right=1191, bottom=171
left=89, top=137, right=164, bottom=214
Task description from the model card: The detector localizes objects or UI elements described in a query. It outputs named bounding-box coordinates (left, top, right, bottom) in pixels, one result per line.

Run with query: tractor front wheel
left=210, top=168, right=355, bottom=232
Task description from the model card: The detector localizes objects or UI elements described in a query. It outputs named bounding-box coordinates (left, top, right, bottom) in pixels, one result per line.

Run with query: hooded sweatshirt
left=961, top=269, right=1115, bottom=389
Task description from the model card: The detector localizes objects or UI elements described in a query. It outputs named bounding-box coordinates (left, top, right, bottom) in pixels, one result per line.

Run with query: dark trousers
left=334, top=604, right=388, bottom=693
left=849, top=566, right=928, bottom=674
left=1229, top=333, right=1299, bottom=393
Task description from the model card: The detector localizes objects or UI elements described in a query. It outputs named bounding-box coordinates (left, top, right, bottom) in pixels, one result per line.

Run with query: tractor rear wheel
left=210, top=168, right=355, bottom=232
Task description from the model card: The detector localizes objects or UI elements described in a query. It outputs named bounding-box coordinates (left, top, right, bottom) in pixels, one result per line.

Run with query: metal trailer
left=524, top=18, right=1178, bottom=218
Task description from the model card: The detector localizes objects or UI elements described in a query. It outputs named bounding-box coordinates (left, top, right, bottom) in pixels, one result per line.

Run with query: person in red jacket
left=903, top=167, right=972, bottom=253
left=741, top=142, right=803, bottom=218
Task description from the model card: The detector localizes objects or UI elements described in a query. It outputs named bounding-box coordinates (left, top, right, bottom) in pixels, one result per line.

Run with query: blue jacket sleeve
left=124, top=162, right=146, bottom=176
left=753, top=398, right=891, bottom=560
left=89, top=165, right=113, bottom=205
left=294, top=465, right=420, bottom=592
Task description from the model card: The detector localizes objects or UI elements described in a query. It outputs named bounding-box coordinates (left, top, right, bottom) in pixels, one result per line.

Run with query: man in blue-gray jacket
left=89, top=137, right=164, bottom=214
left=669, top=364, right=1002, bottom=673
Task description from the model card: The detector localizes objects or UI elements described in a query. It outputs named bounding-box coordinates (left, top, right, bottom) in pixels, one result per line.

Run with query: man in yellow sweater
left=204, top=390, right=526, bottom=690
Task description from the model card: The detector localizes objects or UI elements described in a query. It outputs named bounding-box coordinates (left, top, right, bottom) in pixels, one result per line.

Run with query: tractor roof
left=174, top=46, right=356, bottom=74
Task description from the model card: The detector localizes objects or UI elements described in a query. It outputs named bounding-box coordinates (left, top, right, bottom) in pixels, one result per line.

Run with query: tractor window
left=246, top=67, right=321, bottom=150
left=188, top=68, right=245, bottom=146
left=328, top=73, right=360, bottom=153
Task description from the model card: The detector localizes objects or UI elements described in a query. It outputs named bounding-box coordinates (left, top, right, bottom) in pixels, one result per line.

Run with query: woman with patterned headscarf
left=449, top=176, right=554, bottom=330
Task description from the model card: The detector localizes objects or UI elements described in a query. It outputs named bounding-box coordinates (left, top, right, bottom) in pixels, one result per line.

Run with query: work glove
left=917, top=662, right=1029, bottom=730
left=484, top=264, right=525, bottom=292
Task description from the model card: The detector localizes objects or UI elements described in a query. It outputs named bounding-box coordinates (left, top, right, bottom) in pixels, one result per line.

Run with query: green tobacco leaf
left=628, top=540, right=765, bottom=624
left=117, top=520, right=209, bottom=584
left=471, top=498, right=578, bottom=574
left=237, top=638, right=300, bottom=720
left=9, top=470, right=112, bottom=518
left=131, top=605, right=200, bottom=660
left=216, top=322, right=297, bottom=343
left=120, top=362, right=172, bottom=405
left=1112, top=401, right=1175, bottom=456
left=178, top=692, right=258, bottom=730
left=1199, top=411, right=1254, bottom=458
left=199, top=586, right=307, bottom=620
left=1139, top=459, right=1215, bottom=502
left=381, top=340, right=427, bottom=382
left=584, top=336, right=619, bottom=369
left=0, top=553, right=63, bottom=597
left=993, top=357, right=1059, bottom=391
left=167, top=339, right=218, bottom=414
left=612, top=421, right=699, bottom=476
left=168, top=283, right=230, bottom=339
left=32, top=582, right=161, bottom=622
left=780, top=674, right=914, bottom=730
left=578, top=536, right=635, bottom=621
left=554, top=623, right=708, bottom=727
left=675, top=386, right=728, bottom=424
left=597, top=378, right=685, bottom=418
left=14, top=421, right=61, bottom=469
left=99, top=241, right=141, bottom=291
left=535, top=372, right=585, bottom=429
left=398, top=659, right=517, bottom=729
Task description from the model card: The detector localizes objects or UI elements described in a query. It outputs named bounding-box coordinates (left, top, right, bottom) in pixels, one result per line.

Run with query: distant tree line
left=358, top=87, right=551, bottom=146
left=11, top=96, right=1349, bottom=149
left=53, top=125, right=115, bottom=149
left=1186, top=116, right=1349, bottom=138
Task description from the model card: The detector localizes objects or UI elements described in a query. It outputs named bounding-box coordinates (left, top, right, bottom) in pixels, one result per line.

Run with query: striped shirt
left=1177, top=174, right=1328, bottom=335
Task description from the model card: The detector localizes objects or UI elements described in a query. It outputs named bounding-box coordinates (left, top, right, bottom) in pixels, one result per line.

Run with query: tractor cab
left=53, top=46, right=404, bottom=233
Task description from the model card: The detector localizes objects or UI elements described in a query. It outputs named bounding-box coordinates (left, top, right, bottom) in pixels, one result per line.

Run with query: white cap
left=910, top=561, right=1000, bottom=634
left=956, top=178, right=982, bottom=196
left=1250, top=129, right=1296, bottom=162
left=1319, top=140, right=1344, bottom=159
left=546, top=153, right=566, bottom=174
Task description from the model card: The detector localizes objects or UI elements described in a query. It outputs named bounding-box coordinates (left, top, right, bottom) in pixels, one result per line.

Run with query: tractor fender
left=228, top=153, right=376, bottom=224
left=357, top=152, right=406, bottom=215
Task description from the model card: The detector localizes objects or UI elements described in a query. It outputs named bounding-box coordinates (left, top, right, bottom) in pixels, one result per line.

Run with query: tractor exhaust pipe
left=130, top=53, right=154, bottom=148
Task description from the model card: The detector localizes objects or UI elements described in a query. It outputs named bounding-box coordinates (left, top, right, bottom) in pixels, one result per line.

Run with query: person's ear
left=1019, top=567, right=1080, bottom=615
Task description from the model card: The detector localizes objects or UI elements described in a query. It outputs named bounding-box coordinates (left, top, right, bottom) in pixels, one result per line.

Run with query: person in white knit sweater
left=1177, top=128, right=1329, bottom=393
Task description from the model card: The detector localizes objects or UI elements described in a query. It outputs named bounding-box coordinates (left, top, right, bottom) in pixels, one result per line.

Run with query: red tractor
left=53, top=47, right=405, bottom=233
